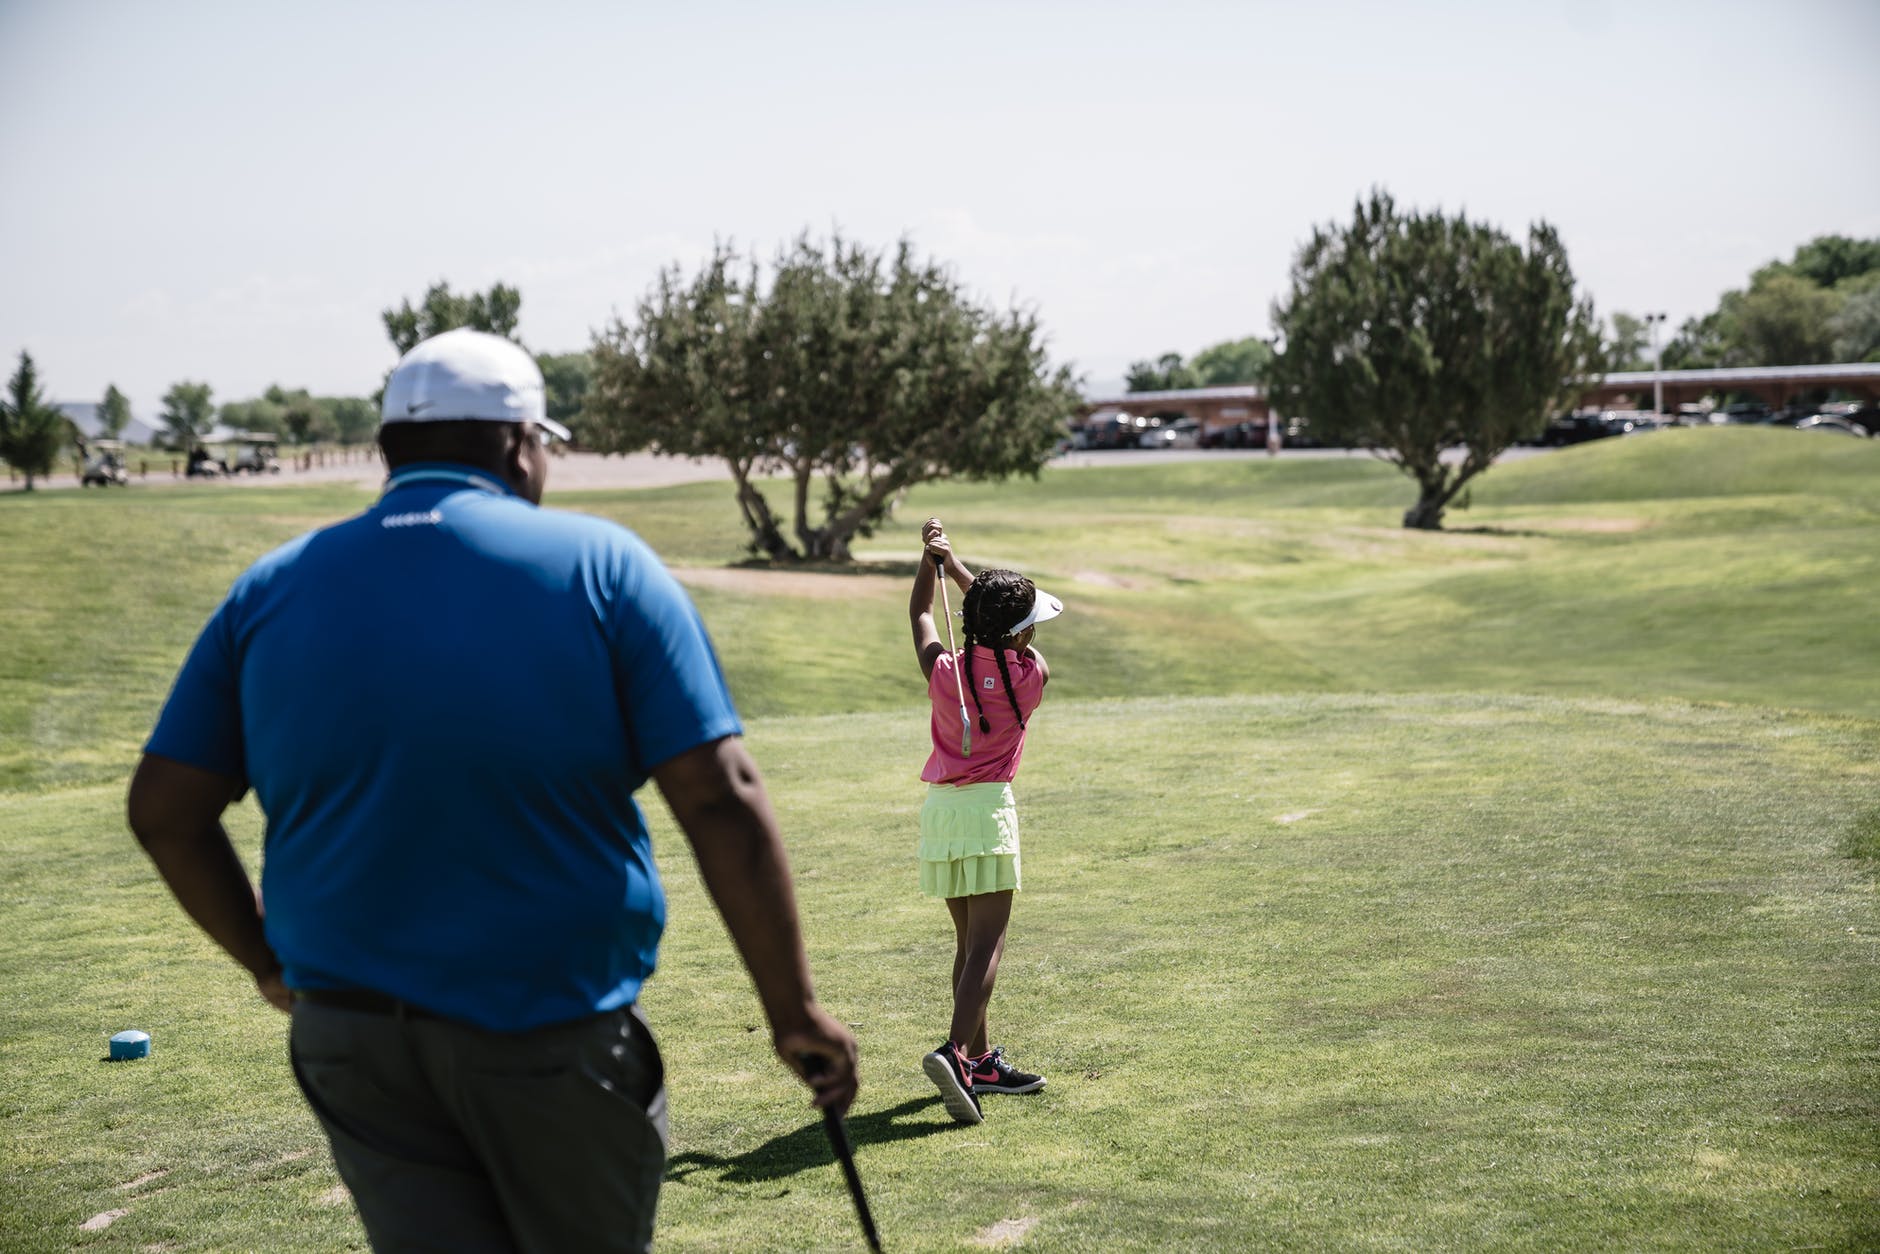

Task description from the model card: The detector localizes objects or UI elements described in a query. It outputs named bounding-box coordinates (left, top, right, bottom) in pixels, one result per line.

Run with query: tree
left=588, top=234, right=1078, bottom=562
left=1828, top=273, right=1880, bottom=363
left=1124, top=352, right=1198, bottom=392
left=383, top=281, right=523, bottom=355
left=1189, top=336, right=1273, bottom=386
left=328, top=396, right=378, bottom=444
left=1, top=351, right=69, bottom=490
left=1782, top=235, right=1880, bottom=290
left=1662, top=310, right=1728, bottom=370
left=1721, top=273, right=1841, bottom=366
left=536, top=351, right=593, bottom=442
left=1602, top=312, right=1652, bottom=372
left=1268, top=191, right=1601, bottom=531
left=159, top=381, right=216, bottom=451
left=218, top=395, right=289, bottom=437
left=98, top=384, right=132, bottom=439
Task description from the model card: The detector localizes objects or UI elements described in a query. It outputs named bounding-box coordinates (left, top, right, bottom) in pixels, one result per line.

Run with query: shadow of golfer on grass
left=665, top=1096, right=949, bottom=1187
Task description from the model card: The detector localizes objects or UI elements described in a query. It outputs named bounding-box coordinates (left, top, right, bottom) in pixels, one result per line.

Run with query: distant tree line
left=1661, top=235, right=1880, bottom=368
left=1124, top=337, right=1272, bottom=392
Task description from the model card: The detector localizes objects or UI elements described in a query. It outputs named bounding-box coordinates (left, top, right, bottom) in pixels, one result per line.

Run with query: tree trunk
left=800, top=467, right=911, bottom=562
left=729, top=461, right=794, bottom=561
left=1402, top=492, right=1445, bottom=529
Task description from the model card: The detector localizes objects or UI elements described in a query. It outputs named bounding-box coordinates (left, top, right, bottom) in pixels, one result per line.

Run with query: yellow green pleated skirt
left=918, top=782, right=1021, bottom=898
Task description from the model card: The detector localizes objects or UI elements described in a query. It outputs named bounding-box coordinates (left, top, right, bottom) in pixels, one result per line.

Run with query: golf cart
left=186, top=445, right=229, bottom=477
left=80, top=440, right=131, bottom=487
left=231, top=436, right=282, bottom=475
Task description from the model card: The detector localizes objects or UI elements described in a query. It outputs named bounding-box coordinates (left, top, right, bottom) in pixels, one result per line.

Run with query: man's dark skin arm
left=127, top=754, right=291, bottom=1011
left=652, top=734, right=860, bottom=1114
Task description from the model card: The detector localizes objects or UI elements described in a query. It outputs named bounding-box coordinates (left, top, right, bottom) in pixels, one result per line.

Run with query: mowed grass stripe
left=4, top=695, right=1874, bottom=1251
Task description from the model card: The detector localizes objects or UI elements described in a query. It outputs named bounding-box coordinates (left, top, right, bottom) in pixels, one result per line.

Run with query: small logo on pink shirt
left=982, top=677, right=995, bottom=689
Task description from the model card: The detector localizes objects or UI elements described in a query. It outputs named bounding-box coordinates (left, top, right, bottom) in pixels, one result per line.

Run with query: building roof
left=1600, top=362, right=1880, bottom=387
left=1083, top=384, right=1265, bottom=407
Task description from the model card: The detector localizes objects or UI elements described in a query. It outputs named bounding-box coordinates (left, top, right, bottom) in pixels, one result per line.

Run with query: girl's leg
left=947, top=890, right=1013, bottom=1057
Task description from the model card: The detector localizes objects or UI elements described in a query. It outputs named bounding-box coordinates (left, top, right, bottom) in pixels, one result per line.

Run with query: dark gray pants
left=290, top=1000, right=667, bottom=1253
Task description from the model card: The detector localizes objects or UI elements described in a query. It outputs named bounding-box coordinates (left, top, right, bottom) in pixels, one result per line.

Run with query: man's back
left=149, top=464, right=741, bottom=1029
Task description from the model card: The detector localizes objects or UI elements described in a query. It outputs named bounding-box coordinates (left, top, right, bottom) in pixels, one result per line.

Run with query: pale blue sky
left=4, top=0, right=1877, bottom=416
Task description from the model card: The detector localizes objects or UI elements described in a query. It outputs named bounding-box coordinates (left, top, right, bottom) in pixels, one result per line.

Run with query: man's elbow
left=127, top=754, right=235, bottom=851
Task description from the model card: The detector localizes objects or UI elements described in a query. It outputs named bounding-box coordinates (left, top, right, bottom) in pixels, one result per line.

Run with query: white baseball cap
left=381, top=328, right=570, bottom=440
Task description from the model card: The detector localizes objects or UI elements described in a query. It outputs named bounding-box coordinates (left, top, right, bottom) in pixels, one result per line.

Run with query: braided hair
left=958, top=569, right=1036, bottom=735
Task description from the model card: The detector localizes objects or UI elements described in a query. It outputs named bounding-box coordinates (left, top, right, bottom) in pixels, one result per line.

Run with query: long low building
left=1080, top=362, right=1880, bottom=432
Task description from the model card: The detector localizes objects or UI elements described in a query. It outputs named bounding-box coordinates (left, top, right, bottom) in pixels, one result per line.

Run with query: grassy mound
left=1478, top=425, right=1880, bottom=506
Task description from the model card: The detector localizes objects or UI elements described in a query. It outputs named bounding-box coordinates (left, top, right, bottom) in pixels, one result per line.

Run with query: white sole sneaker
left=922, top=1049, right=983, bottom=1125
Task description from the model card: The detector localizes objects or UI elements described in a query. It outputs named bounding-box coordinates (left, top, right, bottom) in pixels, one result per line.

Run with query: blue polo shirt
left=146, top=464, right=742, bottom=1030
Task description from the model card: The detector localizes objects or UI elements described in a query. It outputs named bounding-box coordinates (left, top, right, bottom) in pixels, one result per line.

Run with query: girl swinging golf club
left=909, top=517, right=1063, bottom=1124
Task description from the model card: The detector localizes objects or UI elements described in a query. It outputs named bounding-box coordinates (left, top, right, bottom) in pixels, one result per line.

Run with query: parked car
left=1141, top=418, right=1201, bottom=449
left=1280, top=418, right=1325, bottom=449
left=1536, top=414, right=1613, bottom=446
left=1200, top=420, right=1268, bottom=449
left=1832, top=404, right=1880, bottom=432
left=1075, top=413, right=1140, bottom=450
left=1791, top=416, right=1871, bottom=438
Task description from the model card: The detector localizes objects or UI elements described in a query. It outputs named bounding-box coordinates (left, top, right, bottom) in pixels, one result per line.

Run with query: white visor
left=1007, top=589, right=1064, bottom=634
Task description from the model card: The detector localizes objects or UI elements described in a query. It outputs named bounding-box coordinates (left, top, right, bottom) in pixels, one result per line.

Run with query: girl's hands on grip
left=923, top=517, right=952, bottom=560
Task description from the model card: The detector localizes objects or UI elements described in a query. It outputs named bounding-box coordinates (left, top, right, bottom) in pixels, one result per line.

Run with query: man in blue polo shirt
left=128, top=329, right=857, bottom=1252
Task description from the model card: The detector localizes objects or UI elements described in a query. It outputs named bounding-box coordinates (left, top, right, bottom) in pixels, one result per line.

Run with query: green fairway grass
left=2, top=428, right=1876, bottom=1249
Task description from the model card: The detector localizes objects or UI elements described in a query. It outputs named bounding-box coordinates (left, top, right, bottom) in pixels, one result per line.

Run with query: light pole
left=1645, top=312, right=1668, bottom=417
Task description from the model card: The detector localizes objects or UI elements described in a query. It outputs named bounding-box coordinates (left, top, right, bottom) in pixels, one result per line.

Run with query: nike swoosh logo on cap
left=406, top=400, right=434, bottom=414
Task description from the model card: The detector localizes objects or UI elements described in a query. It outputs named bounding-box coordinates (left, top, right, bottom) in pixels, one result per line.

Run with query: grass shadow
left=665, top=1096, right=951, bottom=1186
left=1443, top=525, right=1555, bottom=538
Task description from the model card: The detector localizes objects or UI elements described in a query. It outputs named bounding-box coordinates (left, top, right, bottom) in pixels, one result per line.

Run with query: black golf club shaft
left=798, top=1055, right=883, bottom=1252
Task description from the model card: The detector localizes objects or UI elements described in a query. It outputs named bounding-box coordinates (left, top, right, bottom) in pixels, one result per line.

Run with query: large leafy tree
left=1829, top=273, right=1880, bottom=363
left=588, top=234, right=1077, bottom=562
left=382, top=281, right=522, bottom=355
left=1269, top=191, right=1601, bottom=531
left=159, top=381, right=217, bottom=451
left=1603, top=313, right=1653, bottom=372
left=1, top=351, right=70, bottom=490
left=1190, top=336, right=1273, bottom=385
left=98, top=384, right=132, bottom=439
left=1665, top=234, right=1879, bottom=369
left=536, top=351, right=593, bottom=441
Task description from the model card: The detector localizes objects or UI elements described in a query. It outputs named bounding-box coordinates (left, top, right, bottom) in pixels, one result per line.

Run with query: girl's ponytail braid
left=993, top=644, right=1026, bottom=730
left=960, top=580, right=991, bottom=734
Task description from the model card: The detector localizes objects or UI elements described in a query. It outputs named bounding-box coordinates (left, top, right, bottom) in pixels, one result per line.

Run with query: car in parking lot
left=1140, top=418, right=1201, bottom=449
left=1791, top=416, right=1871, bottom=438
left=1200, top=420, right=1268, bottom=449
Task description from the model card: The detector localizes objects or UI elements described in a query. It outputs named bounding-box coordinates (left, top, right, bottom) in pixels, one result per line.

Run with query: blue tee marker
left=109, top=1030, right=150, bottom=1061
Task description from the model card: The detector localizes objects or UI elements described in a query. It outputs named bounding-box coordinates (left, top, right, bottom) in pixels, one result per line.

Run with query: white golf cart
left=80, top=440, right=131, bottom=487
left=231, top=436, right=282, bottom=475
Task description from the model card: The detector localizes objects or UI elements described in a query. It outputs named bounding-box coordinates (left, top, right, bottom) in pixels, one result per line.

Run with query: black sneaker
left=921, top=1041, right=983, bottom=1124
left=969, top=1046, right=1046, bottom=1095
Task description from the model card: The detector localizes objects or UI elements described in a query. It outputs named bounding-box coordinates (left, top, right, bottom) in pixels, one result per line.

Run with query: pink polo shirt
left=920, top=646, right=1046, bottom=786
